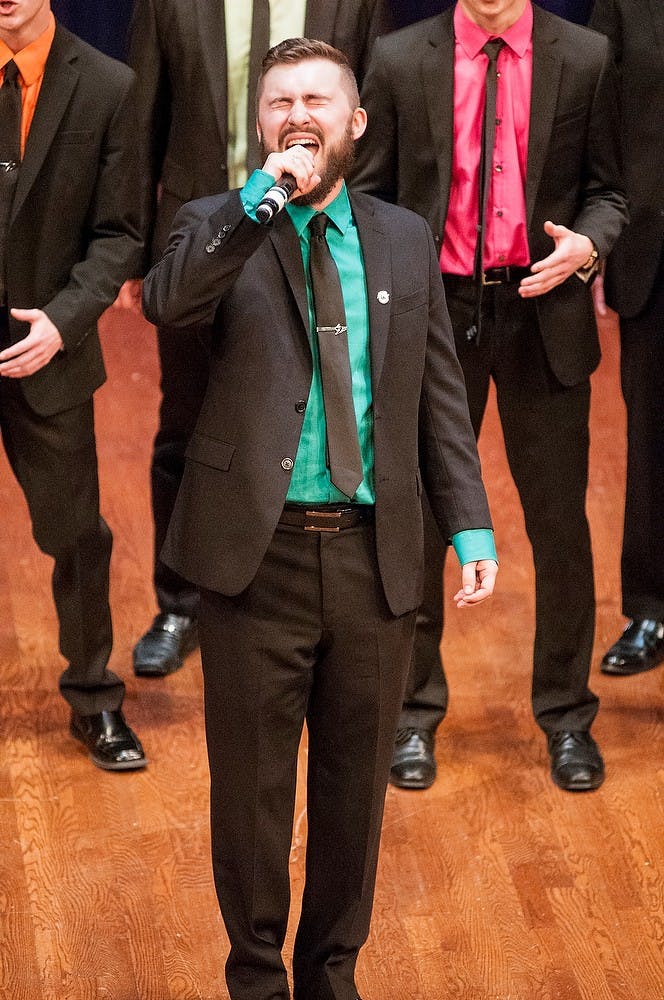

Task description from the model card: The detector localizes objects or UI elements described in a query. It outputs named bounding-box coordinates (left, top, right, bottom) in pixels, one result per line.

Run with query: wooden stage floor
left=0, top=305, right=662, bottom=999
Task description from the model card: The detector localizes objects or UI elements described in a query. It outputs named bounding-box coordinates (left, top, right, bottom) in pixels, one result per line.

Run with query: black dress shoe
left=70, top=709, right=147, bottom=771
left=133, top=612, right=198, bottom=676
left=601, top=618, right=664, bottom=675
left=547, top=731, right=604, bottom=792
left=389, top=727, right=436, bottom=789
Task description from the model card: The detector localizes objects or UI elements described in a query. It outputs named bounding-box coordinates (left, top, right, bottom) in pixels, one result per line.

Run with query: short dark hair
left=257, top=37, right=360, bottom=109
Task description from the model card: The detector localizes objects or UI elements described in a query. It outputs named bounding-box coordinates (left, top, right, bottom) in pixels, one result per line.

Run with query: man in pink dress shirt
left=353, top=0, right=628, bottom=791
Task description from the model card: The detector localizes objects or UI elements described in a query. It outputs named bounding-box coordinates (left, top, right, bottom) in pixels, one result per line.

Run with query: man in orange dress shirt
left=0, top=0, right=145, bottom=769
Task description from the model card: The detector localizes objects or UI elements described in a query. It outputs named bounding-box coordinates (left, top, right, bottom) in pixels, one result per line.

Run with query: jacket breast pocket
left=551, top=105, right=587, bottom=132
left=58, top=130, right=95, bottom=144
left=185, top=432, right=235, bottom=471
left=391, top=287, right=428, bottom=317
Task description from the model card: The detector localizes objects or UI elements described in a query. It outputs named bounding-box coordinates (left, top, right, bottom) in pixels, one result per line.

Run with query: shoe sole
left=550, top=771, right=604, bottom=792
left=133, top=662, right=181, bottom=677
left=88, top=753, right=148, bottom=771
left=389, top=772, right=436, bottom=790
left=600, top=654, right=664, bottom=676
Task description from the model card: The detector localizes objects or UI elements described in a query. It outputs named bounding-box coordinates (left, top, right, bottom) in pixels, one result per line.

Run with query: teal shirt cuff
left=240, top=170, right=277, bottom=221
left=451, top=529, right=497, bottom=566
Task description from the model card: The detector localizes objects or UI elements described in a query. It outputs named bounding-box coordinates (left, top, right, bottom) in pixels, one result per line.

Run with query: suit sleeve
left=128, top=0, right=172, bottom=273
left=352, top=37, right=400, bottom=203
left=143, top=192, right=271, bottom=329
left=570, top=30, right=627, bottom=257
left=588, top=0, right=622, bottom=55
left=43, top=70, right=143, bottom=352
left=354, top=0, right=394, bottom=86
left=417, top=220, right=493, bottom=538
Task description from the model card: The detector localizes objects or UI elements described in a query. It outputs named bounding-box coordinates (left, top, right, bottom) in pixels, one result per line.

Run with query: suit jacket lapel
left=304, top=1, right=338, bottom=41
left=648, top=0, right=664, bottom=51
left=11, top=27, right=78, bottom=224
left=422, top=12, right=455, bottom=222
left=198, top=0, right=229, bottom=151
left=526, top=7, right=562, bottom=231
left=269, top=215, right=312, bottom=366
left=350, top=194, right=391, bottom=390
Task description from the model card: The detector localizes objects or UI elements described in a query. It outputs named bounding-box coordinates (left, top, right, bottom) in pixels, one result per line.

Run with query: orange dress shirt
left=0, top=12, right=56, bottom=156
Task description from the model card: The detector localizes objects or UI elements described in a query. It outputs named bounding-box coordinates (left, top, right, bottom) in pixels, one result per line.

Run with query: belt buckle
left=482, top=270, right=502, bottom=286
left=304, top=509, right=342, bottom=532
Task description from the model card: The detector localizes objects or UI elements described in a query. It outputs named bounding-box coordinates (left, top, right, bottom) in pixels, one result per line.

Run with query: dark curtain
left=51, top=0, right=134, bottom=61
left=392, top=0, right=592, bottom=28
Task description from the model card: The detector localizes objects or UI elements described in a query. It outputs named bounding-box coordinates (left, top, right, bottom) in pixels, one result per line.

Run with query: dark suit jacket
left=143, top=190, right=492, bottom=616
left=128, top=0, right=393, bottom=269
left=589, top=0, right=664, bottom=317
left=352, top=3, right=628, bottom=386
left=6, top=25, right=142, bottom=417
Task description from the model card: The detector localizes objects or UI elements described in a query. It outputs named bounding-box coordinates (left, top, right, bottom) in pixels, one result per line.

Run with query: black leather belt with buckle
left=279, top=503, right=375, bottom=533
left=443, top=267, right=531, bottom=286
left=482, top=265, right=532, bottom=285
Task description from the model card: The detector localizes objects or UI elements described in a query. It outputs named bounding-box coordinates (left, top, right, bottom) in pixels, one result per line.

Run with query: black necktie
left=308, top=214, right=364, bottom=500
left=466, top=38, right=505, bottom=344
left=246, top=0, right=270, bottom=175
left=0, top=60, right=22, bottom=305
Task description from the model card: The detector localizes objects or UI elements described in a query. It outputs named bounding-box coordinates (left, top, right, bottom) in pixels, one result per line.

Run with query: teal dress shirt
left=241, top=171, right=497, bottom=566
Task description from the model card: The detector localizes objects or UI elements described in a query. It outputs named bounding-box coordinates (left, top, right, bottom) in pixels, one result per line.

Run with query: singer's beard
left=264, top=122, right=356, bottom=207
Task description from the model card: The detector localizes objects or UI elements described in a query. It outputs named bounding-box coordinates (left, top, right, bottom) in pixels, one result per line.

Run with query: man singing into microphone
left=144, top=39, right=497, bottom=999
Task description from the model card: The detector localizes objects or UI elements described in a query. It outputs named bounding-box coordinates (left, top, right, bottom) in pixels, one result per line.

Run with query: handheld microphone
left=255, top=174, right=297, bottom=225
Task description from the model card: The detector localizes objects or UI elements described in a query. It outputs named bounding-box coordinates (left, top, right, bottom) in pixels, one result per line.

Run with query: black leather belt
left=443, top=266, right=531, bottom=286
left=279, top=503, right=375, bottom=533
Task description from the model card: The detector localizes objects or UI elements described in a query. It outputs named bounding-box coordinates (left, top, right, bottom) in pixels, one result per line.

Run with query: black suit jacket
left=352, top=3, right=628, bottom=386
left=589, top=0, right=664, bottom=318
left=143, top=191, right=492, bottom=616
left=6, top=25, right=142, bottom=417
left=128, top=0, right=393, bottom=270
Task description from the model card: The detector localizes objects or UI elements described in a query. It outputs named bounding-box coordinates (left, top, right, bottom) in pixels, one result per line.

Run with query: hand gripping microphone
left=255, top=174, right=297, bottom=225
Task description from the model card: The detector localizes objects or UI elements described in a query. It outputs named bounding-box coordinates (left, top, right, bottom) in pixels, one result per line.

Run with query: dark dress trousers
left=143, top=189, right=492, bottom=998
left=128, top=0, right=394, bottom=618
left=353, top=4, right=628, bottom=734
left=2, top=25, right=142, bottom=713
left=589, top=0, right=664, bottom=622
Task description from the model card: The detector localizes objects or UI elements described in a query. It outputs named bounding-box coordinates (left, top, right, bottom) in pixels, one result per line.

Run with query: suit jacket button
left=295, top=400, right=306, bottom=413
left=205, top=243, right=215, bottom=253
left=281, top=457, right=294, bottom=471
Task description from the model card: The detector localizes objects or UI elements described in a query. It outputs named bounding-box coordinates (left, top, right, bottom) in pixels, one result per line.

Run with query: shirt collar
left=453, top=1, right=533, bottom=60
left=286, top=181, right=353, bottom=239
left=0, top=12, right=56, bottom=85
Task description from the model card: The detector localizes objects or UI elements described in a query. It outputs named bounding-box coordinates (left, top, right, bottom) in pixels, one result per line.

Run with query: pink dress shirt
left=440, top=2, right=533, bottom=275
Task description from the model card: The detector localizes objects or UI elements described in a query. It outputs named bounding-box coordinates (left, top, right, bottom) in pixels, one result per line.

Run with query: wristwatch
left=576, top=243, right=600, bottom=283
